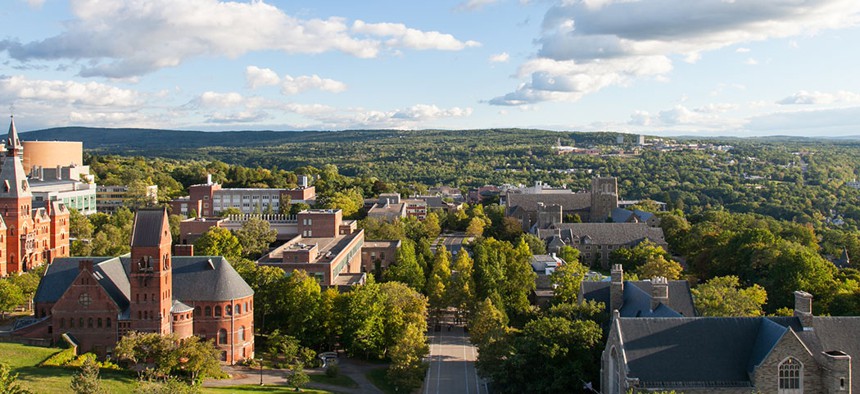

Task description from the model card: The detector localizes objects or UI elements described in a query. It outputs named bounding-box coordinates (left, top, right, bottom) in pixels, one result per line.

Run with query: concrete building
left=14, top=209, right=255, bottom=364
left=360, top=240, right=400, bottom=274
left=602, top=291, right=859, bottom=393
left=170, top=176, right=315, bottom=217
left=256, top=209, right=365, bottom=288
left=366, top=193, right=407, bottom=221
left=22, top=141, right=83, bottom=174
left=96, top=184, right=158, bottom=213
left=29, top=180, right=97, bottom=215
left=0, top=118, right=70, bottom=276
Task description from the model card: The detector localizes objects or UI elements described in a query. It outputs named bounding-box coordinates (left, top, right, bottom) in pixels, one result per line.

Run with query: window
left=195, top=306, right=201, bottom=316
left=107, top=318, right=111, bottom=328
left=97, top=318, right=102, bottom=328
left=60, top=318, right=65, bottom=328
left=218, top=329, right=227, bottom=345
left=240, top=326, right=246, bottom=342
left=236, top=304, right=241, bottom=315
left=226, top=305, right=232, bottom=316
left=215, top=306, right=222, bottom=317
left=778, top=357, right=803, bottom=393
left=205, top=306, right=212, bottom=316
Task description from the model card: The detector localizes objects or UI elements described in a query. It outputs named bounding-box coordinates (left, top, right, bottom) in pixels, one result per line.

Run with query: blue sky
left=2, top=0, right=860, bottom=136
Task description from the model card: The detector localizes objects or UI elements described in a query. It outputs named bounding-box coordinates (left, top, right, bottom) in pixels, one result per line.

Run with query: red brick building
left=19, top=209, right=254, bottom=364
left=0, top=117, right=70, bottom=277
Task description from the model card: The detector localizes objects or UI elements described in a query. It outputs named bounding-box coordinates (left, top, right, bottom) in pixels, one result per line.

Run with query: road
left=434, top=233, right=470, bottom=257
left=424, top=325, right=488, bottom=394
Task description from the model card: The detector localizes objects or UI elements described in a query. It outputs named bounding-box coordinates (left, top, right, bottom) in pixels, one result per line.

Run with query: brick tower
left=0, top=116, right=35, bottom=273
left=129, top=208, right=173, bottom=334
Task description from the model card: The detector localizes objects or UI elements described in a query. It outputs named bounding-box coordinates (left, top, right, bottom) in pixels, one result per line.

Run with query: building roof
left=581, top=279, right=696, bottom=317
left=505, top=192, right=591, bottom=215
left=34, top=255, right=253, bottom=311
left=610, top=208, right=655, bottom=224
left=617, top=317, right=800, bottom=387
left=539, top=222, right=666, bottom=246
left=0, top=118, right=31, bottom=199
left=131, top=209, right=167, bottom=247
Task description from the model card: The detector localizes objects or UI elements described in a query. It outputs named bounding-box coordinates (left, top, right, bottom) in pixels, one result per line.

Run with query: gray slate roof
left=617, top=317, right=800, bottom=387
left=581, top=280, right=696, bottom=317
left=505, top=192, right=591, bottom=215
left=34, top=255, right=253, bottom=312
left=610, top=208, right=655, bottom=223
left=538, top=222, right=666, bottom=246
left=131, top=209, right=167, bottom=247
left=798, top=317, right=860, bottom=392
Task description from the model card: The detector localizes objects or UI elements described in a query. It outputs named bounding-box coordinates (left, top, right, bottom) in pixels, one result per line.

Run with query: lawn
left=308, top=373, right=358, bottom=388
left=0, top=342, right=137, bottom=393
left=365, top=367, right=398, bottom=394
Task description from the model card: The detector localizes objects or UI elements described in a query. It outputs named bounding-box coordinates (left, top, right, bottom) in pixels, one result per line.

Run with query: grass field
left=365, top=368, right=397, bottom=394
left=0, top=342, right=137, bottom=393
left=308, top=372, right=358, bottom=388
left=202, top=386, right=332, bottom=393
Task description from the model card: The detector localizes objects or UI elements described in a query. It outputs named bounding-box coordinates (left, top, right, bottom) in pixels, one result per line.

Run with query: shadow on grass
left=365, top=368, right=396, bottom=394
left=309, top=373, right=358, bottom=388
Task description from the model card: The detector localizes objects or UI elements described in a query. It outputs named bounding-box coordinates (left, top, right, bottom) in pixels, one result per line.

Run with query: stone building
left=0, top=117, right=70, bottom=276
left=602, top=291, right=859, bottom=393
left=538, top=223, right=667, bottom=268
left=16, top=208, right=254, bottom=364
left=580, top=265, right=695, bottom=318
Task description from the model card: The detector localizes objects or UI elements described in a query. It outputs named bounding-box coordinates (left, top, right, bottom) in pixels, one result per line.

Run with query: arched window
left=236, top=304, right=241, bottom=315
left=215, top=306, right=222, bottom=317
left=218, top=329, right=227, bottom=345
left=195, top=306, right=201, bottom=316
left=225, top=305, right=232, bottom=315
left=205, top=306, right=212, bottom=316
left=106, top=318, right=111, bottom=328
left=779, top=357, right=803, bottom=393
left=239, top=326, right=245, bottom=342
left=608, top=347, right=621, bottom=394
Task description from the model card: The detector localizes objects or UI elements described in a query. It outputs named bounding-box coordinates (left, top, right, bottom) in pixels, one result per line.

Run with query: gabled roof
left=801, top=317, right=860, bottom=392
left=610, top=208, right=655, bottom=224
left=581, top=279, right=696, bottom=317
left=538, top=223, right=666, bottom=246
left=35, top=257, right=130, bottom=312
left=0, top=118, right=31, bottom=199
left=617, top=317, right=800, bottom=387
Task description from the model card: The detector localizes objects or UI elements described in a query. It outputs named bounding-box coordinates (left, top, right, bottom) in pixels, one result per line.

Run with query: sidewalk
left=203, top=358, right=385, bottom=394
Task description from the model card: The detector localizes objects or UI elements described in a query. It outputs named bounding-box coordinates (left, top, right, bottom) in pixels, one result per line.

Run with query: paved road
left=434, top=233, right=470, bottom=257
left=424, top=326, right=488, bottom=394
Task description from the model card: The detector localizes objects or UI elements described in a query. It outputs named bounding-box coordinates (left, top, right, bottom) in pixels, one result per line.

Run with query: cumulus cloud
left=489, top=52, right=510, bottom=63
left=0, top=75, right=140, bottom=107
left=0, top=0, right=478, bottom=78
left=311, top=104, right=473, bottom=129
left=25, top=0, right=45, bottom=8
left=777, top=90, right=860, bottom=105
left=245, top=66, right=281, bottom=89
left=745, top=106, right=860, bottom=135
left=491, top=0, right=860, bottom=105
left=281, top=75, right=347, bottom=95
left=628, top=103, right=741, bottom=129
left=352, top=20, right=480, bottom=50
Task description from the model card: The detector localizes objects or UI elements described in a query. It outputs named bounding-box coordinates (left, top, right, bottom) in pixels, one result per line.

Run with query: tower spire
left=6, top=115, right=21, bottom=156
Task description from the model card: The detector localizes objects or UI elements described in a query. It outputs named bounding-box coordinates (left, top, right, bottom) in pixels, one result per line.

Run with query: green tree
left=69, top=208, right=93, bottom=256
left=465, top=217, right=486, bottom=238
left=518, top=233, right=547, bottom=255
left=10, top=272, right=40, bottom=310
left=469, top=298, right=507, bottom=349
left=608, top=240, right=670, bottom=271
left=635, top=255, right=684, bottom=280
left=557, top=245, right=580, bottom=265
left=0, top=362, right=31, bottom=394
left=692, top=276, right=768, bottom=317
left=234, top=217, right=277, bottom=258
left=0, top=280, right=24, bottom=319
left=193, top=227, right=242, bottom=261
left=387, top=324, right=429, bottom=393
left=70, top=357, right=103, bottom=394
left=285, top=363, right=309, bottom=391
left=173, top=336, right=221, bottom=384
left=550, top=260, right=588, bottom=304
left=277, top=270, right=323, bottom=347
left=123, top=180, right=157, bottom=210
left=426, top=246, right=452, bottom=310
left=423, top=212, right=442, bottom=240
left=278, top=194, right=292, bottom=215
left=385, top=240, right=425, bottom=291
left=447, top=249, right=476, bottom=312
left=218, top=207, right=241, bottom=218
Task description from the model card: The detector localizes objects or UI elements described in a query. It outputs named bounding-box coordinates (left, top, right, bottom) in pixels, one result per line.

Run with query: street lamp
left=258, top=358, right=264, bottom=386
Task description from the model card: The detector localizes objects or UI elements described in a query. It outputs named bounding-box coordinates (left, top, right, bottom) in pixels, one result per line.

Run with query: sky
left=2, top=0, right=860, bottom=137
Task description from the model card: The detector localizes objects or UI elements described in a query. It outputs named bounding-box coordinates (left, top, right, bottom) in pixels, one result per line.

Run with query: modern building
left=22, top=141, right=84, bottom=174
left=360, top=240, right=401, bottom=274
left=0, top=118, right=70, bottom=276
left=29, top=179, right=97, bottom=215
left=169, top=175, right=315, bottom=217
left=96, top=184, right=158, bottom=213
left=602, top=291, right=859, bottom=393
left=366, top=193, right=407, bottom=221
left=538, top=222, right=667, bottom=268
left=15, top=208, right=255, bottom=364
left=256, top=209, right=365, bottom=288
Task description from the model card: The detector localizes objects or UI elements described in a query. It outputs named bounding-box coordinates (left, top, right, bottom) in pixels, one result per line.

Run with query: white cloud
left=0, top=0, right=477, bottom=78
left=745, top=58, right=759, bottom=65
left=491, top=0, right=860, bottom=105
left=777, top=90, right=860, bottom=105
left=736, top=47, right=751, bottom=53
left=352, top=20, right=480, bottom=51
left=312, top=104, right=473, bottom=129
left=745, top=106, right=860, bottom=135
left=25, top=0, right=45, bottom=9
left=456, top=0, right=499, bottom=11
left=281, top=75, right=347, bottom=95
left=245, top=66, right=281, bottom=89
left=489, top=52, right=511, bottom=63
left=207, top=111, right=270, bottom=124
left=0, top=75, right=140, bottom=107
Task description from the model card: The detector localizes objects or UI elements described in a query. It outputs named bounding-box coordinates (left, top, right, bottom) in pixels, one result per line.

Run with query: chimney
left=196, top=200, right=203, bottom=219
left=794, top=291, right=814, bottom=329
left=207, top=173, right=212, bottom=185
left=651, top=277, right=669, bottom=311
left=78, top=259, right=94, bottom=273
left=610, top=264, right=624, bottom=314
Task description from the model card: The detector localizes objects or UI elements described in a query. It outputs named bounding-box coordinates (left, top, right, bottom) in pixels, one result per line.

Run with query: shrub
left=40, top=348, right=76, bottom=367
left=325, top=364, right=339, bottom=378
